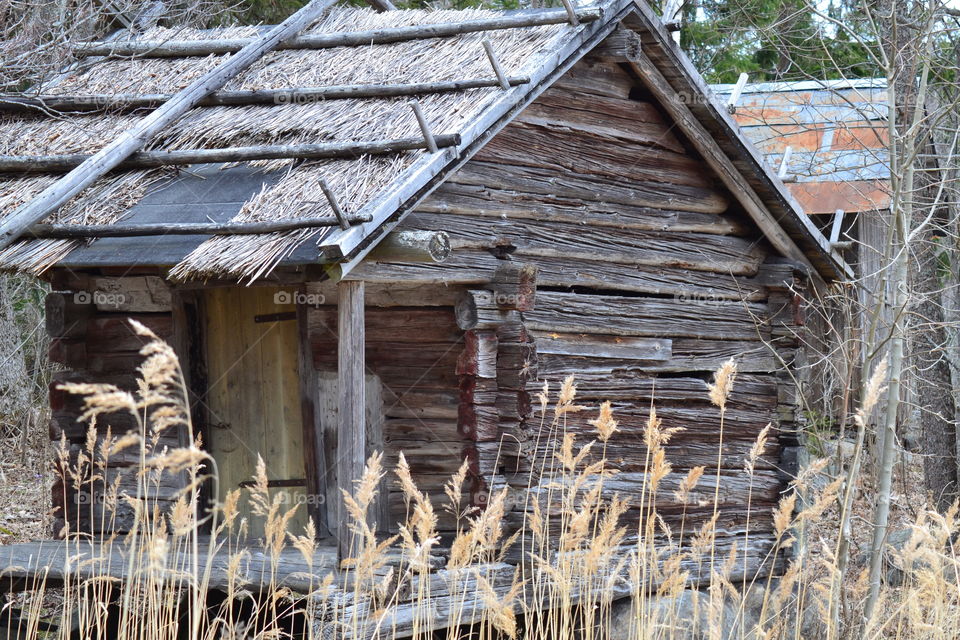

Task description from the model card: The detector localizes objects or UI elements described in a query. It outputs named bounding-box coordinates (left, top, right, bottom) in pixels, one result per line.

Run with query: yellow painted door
left=204, top=286, right=308, bottom=540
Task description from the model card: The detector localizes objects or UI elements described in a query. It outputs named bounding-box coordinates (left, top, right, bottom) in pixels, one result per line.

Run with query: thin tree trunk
left=916, top=186, right=958, bottom=510
left=865, top=0, right=935, bottom=617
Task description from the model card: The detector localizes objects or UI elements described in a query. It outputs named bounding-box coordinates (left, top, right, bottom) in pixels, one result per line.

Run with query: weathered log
left=458, top=403, right=500, bottom=441
left=364, top=230, right=451, bottom=263
left=49, top=409, right=141, bottom=441
left=314, top=341, right=463, bottom=372
left=456, top=331, right=498, bottom=379
left=383, top=418, right=461, bottom=444
left=450, top=160, right=730, bottom=215
left=476, top=122, right=713, bottom=189
left=409, top=212, right=765, bottom=275
left=350, top=249, right=770, bottom=301
left=535, top=340, right=789, bottom=376
left=45, top=291, right=91, bottom=339
left=523, top=372, right=779, bottom=408
left=384, top=440, right=474, bottom=477
left=512, top=439, right=780, bottom=475
left=29, top=215, right=375, bottom=238
left=455, top=290, right=518, bottom=330
left=0, top=0, right=341, bottom=250
left=517, top=86, right=685, bottom=153
left=491, top=262, right=537, bottom=311
left=524, top=291, right=769, bottom=340
left=380, top=386, right=459, bottom=419
left=305, top=280, right=463, bottom=307
left=519, top=469, right=784, bottom=509
left=309, top=306, right=462, bottom=345
left=48, top=338, right=86, bottom=369
left=552, top=56, right=637, bottom=99
left=533, top=332, right=671, bottom=360
left=417, top=181, right=745, bottom=235
left=76, top=9, right=602, bottom=58
left=78, top=276, right=171, bottom=312
left=85, top=315, right=173, bottom=353
left=2, top=134, right=461, bottom=174
left=0, top=77, right=530, bottom=114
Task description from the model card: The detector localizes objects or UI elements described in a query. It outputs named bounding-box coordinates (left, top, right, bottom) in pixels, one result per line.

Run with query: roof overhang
left=34, top=0, right=851, bottom=283
left=617, top=1, right=851, bottom=281
left=320, top=0, right=851, bottom=282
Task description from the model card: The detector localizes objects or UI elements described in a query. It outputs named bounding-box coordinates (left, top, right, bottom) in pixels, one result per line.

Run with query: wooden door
left=204, top=286, right=309, bottom=539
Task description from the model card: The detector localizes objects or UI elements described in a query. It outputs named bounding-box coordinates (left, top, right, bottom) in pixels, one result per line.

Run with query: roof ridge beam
left=75, top=8, right=602, bottom=59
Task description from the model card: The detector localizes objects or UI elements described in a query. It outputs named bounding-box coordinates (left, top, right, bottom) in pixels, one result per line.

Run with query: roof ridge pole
left=482, top=39, right=511, bottom=90
left=0, top=0, right=340, bottom=251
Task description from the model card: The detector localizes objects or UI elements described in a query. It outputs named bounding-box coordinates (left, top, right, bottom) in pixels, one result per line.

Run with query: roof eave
left=316, top=0, right=640, bottom=280
left=621, top=1, right=852, bottom=282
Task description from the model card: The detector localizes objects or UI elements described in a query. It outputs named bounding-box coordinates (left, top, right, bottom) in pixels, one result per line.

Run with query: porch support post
left=296, top=293, right=329, bottom=538
left=337, top=280, right=366, bottom=563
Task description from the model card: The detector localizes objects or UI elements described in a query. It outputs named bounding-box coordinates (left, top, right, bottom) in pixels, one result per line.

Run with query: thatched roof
left=0, top=0, right=848, bottom=281
left=0, top=6, right=596, bottom=280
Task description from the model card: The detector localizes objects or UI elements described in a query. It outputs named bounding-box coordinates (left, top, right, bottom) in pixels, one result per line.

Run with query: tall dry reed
left=2, top=326, right=959, bottom=640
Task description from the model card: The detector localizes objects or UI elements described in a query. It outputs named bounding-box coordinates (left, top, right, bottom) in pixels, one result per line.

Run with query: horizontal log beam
left=0, top=134, right=461, bottom=174
left=27, top=215, right=373, bottom=239
left=364, top=230, right=451, bottom=263
left=524, top=290, right=768, bottom=340
left=76, top=9, right=602, bottom=58
left=0, top=77, right=530, bottom=114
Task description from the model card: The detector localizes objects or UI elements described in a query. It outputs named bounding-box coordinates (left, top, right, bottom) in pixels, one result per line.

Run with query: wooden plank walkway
left=0, top=535, right=784, bottom=640
left=0, top=537, right=340, bottom=592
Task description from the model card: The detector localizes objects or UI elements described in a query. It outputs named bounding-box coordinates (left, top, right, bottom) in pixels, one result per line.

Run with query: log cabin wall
left=347, top=55, right=811, bottom=570
left=305, top=295, right=470, bottom=535
left=45, top=271, right=186, bottom=536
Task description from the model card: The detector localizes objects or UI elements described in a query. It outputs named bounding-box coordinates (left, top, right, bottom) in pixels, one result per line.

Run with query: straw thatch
left=0, top=7, right=579, bottom=281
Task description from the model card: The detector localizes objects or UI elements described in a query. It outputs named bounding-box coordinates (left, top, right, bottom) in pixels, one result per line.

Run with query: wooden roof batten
left=0, top=0, right=341, bottom=252
left=74, top=8, right=602, bottom=58
left=0, top=77, right=532, bottom=115
left=0, top=134, right=462, bottom=174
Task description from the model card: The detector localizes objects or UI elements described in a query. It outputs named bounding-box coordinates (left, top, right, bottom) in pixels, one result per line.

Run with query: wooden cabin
left=0, top=0, right=848, bottom=587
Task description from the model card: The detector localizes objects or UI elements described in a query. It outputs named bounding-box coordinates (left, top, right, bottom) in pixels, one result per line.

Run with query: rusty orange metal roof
left=711, top=79, right=890, bottom=214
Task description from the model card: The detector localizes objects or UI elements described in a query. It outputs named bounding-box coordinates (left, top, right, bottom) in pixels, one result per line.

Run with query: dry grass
left=1, top=325, right=958, bottom=640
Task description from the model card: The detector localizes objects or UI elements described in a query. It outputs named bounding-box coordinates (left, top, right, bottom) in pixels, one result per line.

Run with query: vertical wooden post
left=337, top=280, right=366, bottom=562
left=297, top=294, right=328, bottom=537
